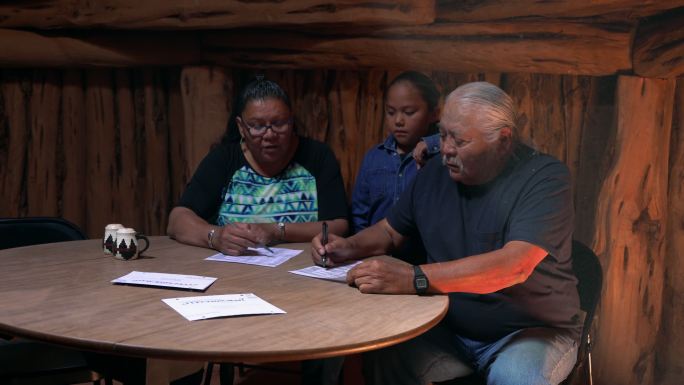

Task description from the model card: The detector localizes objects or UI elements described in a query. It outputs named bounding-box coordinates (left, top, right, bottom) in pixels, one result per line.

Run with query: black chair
left=0, top=216, right=87, bottom=250
left=562, top=240, right=602, bottom=385
left=436, top=240, right=603, bottom=385
left=0, top=216, right=107, bottom=385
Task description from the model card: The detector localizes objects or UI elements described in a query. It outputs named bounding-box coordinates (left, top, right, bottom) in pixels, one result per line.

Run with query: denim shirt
left=351, top=133, right=440, bottom=234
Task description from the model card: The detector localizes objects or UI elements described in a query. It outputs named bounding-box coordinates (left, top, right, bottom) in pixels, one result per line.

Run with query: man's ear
left=498, top=127, right=513, bottom=151
left=499, top=126, right=512, bottom=141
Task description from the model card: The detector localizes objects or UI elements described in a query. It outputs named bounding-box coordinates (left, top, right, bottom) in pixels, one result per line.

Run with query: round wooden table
left=0, top=236, right=448, bottom=363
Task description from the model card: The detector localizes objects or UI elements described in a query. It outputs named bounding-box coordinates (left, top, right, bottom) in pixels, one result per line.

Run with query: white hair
left=445, top=82, right=518, bottom=142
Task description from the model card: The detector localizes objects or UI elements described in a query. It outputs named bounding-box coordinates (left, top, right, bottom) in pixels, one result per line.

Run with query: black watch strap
left=413, top=265, right=429, bottom=295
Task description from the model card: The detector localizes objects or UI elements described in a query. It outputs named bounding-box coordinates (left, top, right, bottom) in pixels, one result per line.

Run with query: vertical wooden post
left=0, top=71, right=29, bottom=217
left=564, top=76, right=618, bottom=245
left=593, top=76, right=675, bottom=385
left=27, top=70, right=60, bottom=216
left=61, top=70, right=87, bottom=227
left=113, top=69, right=143, bottom=231
left=85, top=70, right=117, bottom=237
left=141, top=70, right=170, bottom=235
left=327, top=71, right=386, bottom=194
left=656, top=78, right=684, bottom=385
left=180, top=66, right=233, bottom=177
left=167, top=69, right=186, bottom=207
left=503, top=73, right=567, bottom=160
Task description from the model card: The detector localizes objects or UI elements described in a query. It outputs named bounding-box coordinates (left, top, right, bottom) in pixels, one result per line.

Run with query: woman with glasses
left=168, top=77, right=349, bottom=255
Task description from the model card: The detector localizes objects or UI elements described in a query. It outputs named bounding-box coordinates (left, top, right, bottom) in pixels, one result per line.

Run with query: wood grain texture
left=204, top=21, right=631, bottom=76
left=0, top=238, right=448, bottom=362
left=85, top=70, right=118, bottom=234
left=0, top=71, right=29, bottom=217
left=179, top=66, right=232, bottom=177
left=633, top=8, right=684, bottom=78
left=113, top=69, right=143, bottom=231
left=565, top=76, right=618, bottom=245
left=0, top=66, right=684, bottom=385
left=141, top=70, right=171, bottom=235
left=502, top=73, right=566, bottom=160
left=0, top=0, right=435, bottom=29
left=436, top=0, right=684, bottom=22
left=167, top=69, right=187, bottom=209
left=656, top=78, right=684, bottom=385
left=27, top=70, right=61, bottom=216
left=592, top=76, right=675, bottom=385
left=0, top=28, right=199, bottom=68
left=61, top=70, right=87, bottom=228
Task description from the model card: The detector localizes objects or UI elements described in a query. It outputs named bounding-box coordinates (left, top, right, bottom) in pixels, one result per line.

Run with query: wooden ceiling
left=0, top=0, right=683, bottom=77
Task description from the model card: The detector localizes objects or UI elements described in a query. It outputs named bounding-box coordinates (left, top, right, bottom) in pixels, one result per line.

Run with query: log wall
left=0, top=67, right=682, bottom=385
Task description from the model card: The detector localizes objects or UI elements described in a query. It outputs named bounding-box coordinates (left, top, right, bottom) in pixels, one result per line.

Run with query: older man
left=311, top=82, right=580, bottom=385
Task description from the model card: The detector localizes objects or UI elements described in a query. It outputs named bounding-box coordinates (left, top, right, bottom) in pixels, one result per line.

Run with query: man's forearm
left=347, top=219, right=402, bottom=258
left=422, top=240, right=548, bottom=294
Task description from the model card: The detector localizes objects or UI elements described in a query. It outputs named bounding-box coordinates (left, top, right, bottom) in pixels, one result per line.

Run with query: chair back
left=563, top=240, right=602, bottom=385
left=570, top=240, right=603, bottom=342
left=0, top=217, right=86, bottom=250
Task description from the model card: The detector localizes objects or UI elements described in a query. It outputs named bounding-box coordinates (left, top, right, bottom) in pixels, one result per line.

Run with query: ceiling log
left=0, top=29, right=199, bottom=67
left=436, top=0, right=684, bottom=22
left=0, top=0, right=435, bottom=30
left=633, top=8, right=684, bottom=78
left=203, top=21, right=631, bottom=75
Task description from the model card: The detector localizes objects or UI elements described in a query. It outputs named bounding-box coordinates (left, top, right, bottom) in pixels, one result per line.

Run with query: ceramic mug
left=103, top=223, right=124, bottom=255
left=113, top=228, right=150, bottom=261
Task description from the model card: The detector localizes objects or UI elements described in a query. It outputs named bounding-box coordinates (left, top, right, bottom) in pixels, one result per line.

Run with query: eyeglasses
left=240, top=117, right=293, bottom=137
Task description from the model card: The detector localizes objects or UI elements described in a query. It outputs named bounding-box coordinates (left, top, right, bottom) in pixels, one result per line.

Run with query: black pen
left=321, top=222, right=328, bottom=268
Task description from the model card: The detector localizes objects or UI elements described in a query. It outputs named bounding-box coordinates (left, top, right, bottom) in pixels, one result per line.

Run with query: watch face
left=415, top=277, right=428, bottom=289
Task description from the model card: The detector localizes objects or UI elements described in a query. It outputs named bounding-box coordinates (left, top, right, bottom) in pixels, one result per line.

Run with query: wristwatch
left=413, top=265, right=429, bottom=295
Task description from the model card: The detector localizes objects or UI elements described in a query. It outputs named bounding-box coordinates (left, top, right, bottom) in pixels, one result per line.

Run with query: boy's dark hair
left=386, top=71, right=440, bottom=112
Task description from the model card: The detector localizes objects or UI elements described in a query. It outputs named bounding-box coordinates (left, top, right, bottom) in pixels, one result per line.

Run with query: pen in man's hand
left=321, top=222, right=328, bottom=268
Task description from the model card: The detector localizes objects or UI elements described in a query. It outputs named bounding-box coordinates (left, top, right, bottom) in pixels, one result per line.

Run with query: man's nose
left=441, top=138, right=457, bottom=155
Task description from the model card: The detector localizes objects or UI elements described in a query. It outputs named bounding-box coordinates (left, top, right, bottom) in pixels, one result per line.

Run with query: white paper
left=112, top=271, right=217, bottom=291
left=205, top=247, right=302, bottom=267
left=162, top=293, right=286, bottom=321
left=289, top=261, right=361, bottom=283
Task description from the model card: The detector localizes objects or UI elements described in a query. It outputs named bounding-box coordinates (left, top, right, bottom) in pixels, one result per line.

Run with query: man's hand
left=310, top=233, right=358, bottom=267
left=347, top=258, right=414, bottom=294
left=412, top=140, right=428, bottom=169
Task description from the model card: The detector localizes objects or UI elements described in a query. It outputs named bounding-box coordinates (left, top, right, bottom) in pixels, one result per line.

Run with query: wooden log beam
left=180, top=66, right=233, bottom=176
left=437, top=0, right=684, bottom=22
left=203, top=21, right=631, bottom=76
left=0, top=19, right=632, bottom=75
left=0, top=29, right=199, bottom=67
left=633, top=8, right=684, bottom=78
left=0, top=0, right=435, bottom=29
left=656, top=78, right=684, bottom=385
left=593, top=76, right=675, bottom=385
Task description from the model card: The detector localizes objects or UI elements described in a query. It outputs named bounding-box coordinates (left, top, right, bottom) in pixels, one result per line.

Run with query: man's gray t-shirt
left=387, top=144, right=581, bottom=341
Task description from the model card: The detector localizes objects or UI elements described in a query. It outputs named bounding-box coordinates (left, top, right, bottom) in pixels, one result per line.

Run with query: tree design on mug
left=104, top=235, right=115, bottom=253
left=117, top=239, right=137, bottom=260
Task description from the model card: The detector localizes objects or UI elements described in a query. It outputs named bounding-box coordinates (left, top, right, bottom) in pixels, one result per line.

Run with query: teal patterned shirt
left=217, top=163, right=318, bottom=224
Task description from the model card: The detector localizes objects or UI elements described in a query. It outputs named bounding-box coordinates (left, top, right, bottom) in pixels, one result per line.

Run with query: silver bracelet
left=207, top=228, right=216, bottom=249
left=277, top=222, right=285, bottom=241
